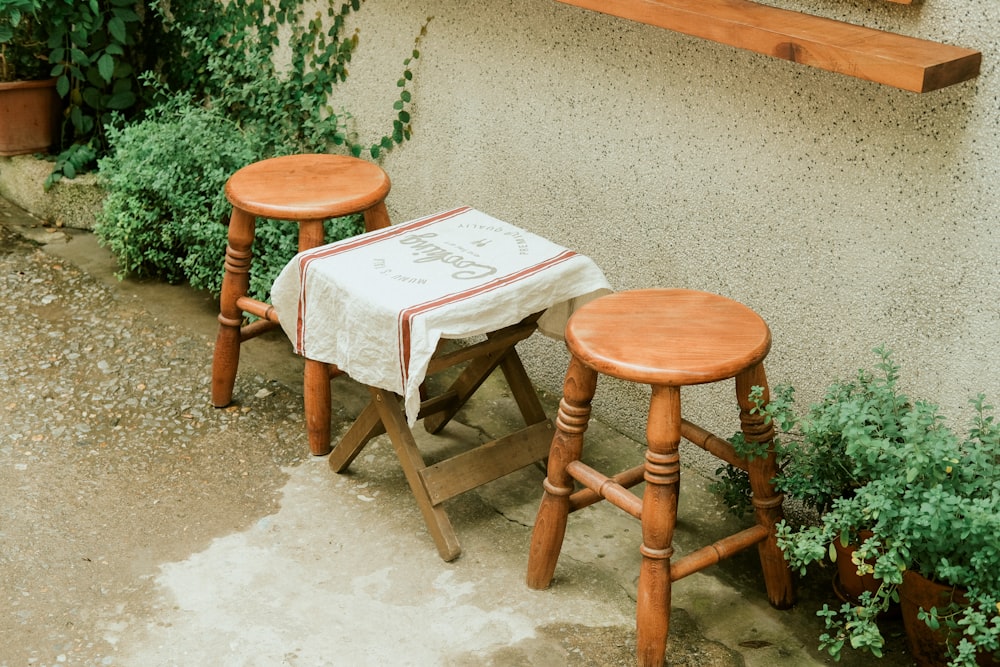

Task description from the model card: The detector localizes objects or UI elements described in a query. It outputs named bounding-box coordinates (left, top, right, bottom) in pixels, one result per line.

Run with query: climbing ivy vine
left=152, top=0, right=428, bottom=158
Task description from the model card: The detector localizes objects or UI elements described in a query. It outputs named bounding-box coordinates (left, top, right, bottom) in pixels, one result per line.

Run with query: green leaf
left=82, top=86, right=101, bottom=108
left=97, top=54, right=115, bottom=83
left=108, top=17, right=127, bottom=43
left=107, top=91, right=137, bottom=109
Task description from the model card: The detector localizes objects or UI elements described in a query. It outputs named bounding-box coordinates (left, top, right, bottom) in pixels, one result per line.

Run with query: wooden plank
left=556, top=0, right=980, bottom=92
left=420, top=421, right=554, bottom=505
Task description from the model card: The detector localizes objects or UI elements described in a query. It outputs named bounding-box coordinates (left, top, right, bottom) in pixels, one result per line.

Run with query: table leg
left=369, top=387, right=462, bottom=562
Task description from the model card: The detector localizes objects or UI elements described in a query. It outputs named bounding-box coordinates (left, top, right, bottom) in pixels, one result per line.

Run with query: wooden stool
left=211, top=154, right=391, bottom=455
left=526, top=288, right=795, bottom=666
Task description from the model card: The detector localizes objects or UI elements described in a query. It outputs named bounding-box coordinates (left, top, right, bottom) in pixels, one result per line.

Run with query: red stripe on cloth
left=395, top=249, right=578, bottom=388
left=293, top=207, right=471, bottom=355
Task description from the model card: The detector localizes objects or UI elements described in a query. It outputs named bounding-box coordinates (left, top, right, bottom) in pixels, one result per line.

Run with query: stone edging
left=0, top=154, right=104, bottom=230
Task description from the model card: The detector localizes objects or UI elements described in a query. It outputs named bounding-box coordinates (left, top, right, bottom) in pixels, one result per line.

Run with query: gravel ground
left=0, top=221, right=307, bottom=665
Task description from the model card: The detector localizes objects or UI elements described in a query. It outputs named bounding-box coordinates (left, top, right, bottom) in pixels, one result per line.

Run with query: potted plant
left=1, top=0, right=149, bottom=182
left=773, top=352, right=1000, bottom=666
left=715, top=347, right=904, bottom=601
left=0, top=0, right=59, bottom=155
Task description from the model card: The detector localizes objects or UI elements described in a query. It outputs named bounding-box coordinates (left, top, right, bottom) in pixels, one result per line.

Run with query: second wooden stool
left=211, top=153, right=391, bottom=455
left=526, top=288, right=795, bottom=666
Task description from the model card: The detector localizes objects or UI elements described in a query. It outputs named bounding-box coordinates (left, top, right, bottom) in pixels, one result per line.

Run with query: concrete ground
left=0, top=196, right=917, bottom=666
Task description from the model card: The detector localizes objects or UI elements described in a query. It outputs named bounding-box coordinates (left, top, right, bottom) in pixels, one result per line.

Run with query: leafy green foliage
left=97, top=1, right=427, bottom=300
left=0, top=0, right=47, bottom=81
left=96, top=98, right=261, bottom=292
left=715, top=346, right=906, bottom=517
left=151, top=0, right=427, bottom=159
left=758, top=348, right=1000, bottom=665
left=95, top=92, right=363, bottom=301
left=35, top=0, right=155, bottom=188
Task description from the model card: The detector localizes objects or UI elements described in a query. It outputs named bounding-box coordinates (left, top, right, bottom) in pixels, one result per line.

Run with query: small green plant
left=96, top=94, right=363, bottom=300
left=759, top=349, right=1000, bottom=666
left=713, top=347, right=903, bottom=518
left=0, top=0, right=46, bottom=81
left=96, top=97, right=261, bottom=291
left=1, top=0, right=154, bottom=184
left=45, top=0, right=148, bottom=184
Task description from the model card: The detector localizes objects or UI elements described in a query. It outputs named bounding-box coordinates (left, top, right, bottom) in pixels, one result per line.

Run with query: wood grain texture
left=557, top=0, right=980, bottom=92
left=225, top=153, right=391, bottom=219
left=565, top=288, right=771, bottom=386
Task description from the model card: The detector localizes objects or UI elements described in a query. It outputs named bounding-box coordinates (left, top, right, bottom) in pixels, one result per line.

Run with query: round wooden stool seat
left=566, top=288, right=771, bottom=386
left=225, top=153, right=391, bottom=220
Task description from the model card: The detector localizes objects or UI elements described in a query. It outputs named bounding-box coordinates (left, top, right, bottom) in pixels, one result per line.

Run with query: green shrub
left=95, top=1, right=425, bottom=300
left=96, top=98, right=258, bottom=292
left=95, top=95, right=363, bottom=299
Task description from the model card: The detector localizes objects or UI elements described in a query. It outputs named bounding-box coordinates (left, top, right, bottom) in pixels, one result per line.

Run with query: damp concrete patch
left=115, top=457, right=635, bottom=666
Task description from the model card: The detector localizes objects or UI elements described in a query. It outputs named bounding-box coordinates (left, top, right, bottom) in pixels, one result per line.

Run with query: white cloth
left=270, top=206, right=611, bottom=424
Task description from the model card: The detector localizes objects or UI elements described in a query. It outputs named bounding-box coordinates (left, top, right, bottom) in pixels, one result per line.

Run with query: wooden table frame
left=328, top=314, right=553, bottom=561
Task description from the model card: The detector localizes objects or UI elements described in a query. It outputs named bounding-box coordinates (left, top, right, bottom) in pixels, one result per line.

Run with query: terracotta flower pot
left=899, top=570, right=999, bottom=667
left=832, top=531, right=879, bottom=604
left=0, top=78, right=60, bottom=156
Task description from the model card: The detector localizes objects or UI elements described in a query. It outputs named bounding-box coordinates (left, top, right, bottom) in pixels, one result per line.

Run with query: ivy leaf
left=107, top=91, right=137, bottom=110
left=108, top=17, right=127, bottom=44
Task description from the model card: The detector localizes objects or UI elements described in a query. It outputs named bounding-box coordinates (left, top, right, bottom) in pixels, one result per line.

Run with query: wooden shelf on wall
left=557, top=0, right=980, bottom=92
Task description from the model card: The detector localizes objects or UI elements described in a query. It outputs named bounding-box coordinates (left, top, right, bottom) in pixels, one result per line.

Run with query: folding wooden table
left=270, top=207, right=610, bottom=560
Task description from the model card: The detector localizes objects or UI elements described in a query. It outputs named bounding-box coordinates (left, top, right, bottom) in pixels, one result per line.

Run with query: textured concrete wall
left=343, top=0, right=999, bottom=443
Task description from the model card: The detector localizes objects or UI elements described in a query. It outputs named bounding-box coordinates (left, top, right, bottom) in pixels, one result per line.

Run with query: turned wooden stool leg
left=297, top=218, right=333, bottom=456
left=212, top=207, right=256, bottom=408
left=526, top=356, right=598, bottom=590
left=737, top=363, right=796, bottom=610
left=297, top=219, right=325, bottom=252
left=304, top=359, right=333, bottom=456
left=363, top=201, right=391, bottom=232
left=636, top=385, right=682, bottom=667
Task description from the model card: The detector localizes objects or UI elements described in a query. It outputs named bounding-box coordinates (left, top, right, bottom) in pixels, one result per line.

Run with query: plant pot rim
left=0, top=78, right=58, bottom=91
